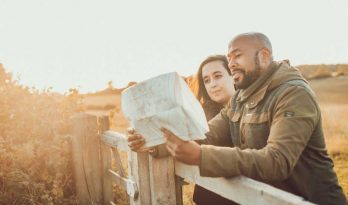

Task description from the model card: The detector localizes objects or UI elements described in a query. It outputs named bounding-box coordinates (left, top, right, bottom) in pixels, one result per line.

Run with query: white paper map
left=121, top=72, right=208, bottom=148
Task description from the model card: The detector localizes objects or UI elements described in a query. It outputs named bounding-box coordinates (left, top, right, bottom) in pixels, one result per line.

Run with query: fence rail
left=71, top=113, right=315, bottom=205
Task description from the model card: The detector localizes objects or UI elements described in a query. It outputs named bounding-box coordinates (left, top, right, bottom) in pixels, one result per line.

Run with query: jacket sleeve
left=152, top=105, right=232, bottom=157
left=199, top=86, right=320, bottom=180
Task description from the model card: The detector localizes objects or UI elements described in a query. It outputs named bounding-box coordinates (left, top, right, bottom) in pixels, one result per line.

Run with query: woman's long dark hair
left=193, top=55, right=231, bottom=120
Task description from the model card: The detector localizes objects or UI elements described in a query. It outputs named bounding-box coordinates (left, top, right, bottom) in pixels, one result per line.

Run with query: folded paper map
left=121, top=72, right=208, bottom=148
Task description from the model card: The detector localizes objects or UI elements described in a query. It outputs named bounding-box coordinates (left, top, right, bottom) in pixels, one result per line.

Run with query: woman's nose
left=210, top=79, right=217, bottom=87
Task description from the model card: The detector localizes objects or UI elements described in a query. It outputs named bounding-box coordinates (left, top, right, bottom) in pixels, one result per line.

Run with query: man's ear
left=258, top=48, right=272, bottom=68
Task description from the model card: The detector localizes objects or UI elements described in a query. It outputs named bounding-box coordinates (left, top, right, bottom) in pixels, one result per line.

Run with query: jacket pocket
left=241, top=112, right=270, bottom=149
left=229, top=112, right=242, bottom=147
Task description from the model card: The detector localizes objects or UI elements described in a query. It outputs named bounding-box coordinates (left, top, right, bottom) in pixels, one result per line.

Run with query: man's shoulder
left=269, top=81, right=319, bottom=114
left=271, top=79, right=316, bottom=100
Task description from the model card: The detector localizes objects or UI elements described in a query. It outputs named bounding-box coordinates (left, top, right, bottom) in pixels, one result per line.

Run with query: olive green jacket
left=200, top=61, right=347, bottom=205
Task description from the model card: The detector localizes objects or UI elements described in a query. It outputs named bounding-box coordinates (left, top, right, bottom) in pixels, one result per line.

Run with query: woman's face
left=202, top=61, right=235, bottom=105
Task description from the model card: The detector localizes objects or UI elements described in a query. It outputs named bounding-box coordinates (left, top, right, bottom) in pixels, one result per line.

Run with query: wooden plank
left=84, top=115, right=103, bottom=205
left=71, top=114, right=91, bottom=205
left=99, top=116, right=113, bottom=205
left=101, top=130, right=129, bottom=151
left=174, top=176, right=184, bottom=205
left=109, top=169, right=128, bottom=189
left=111, top=147, right=126, bottom=177
left=129, top=152, right=152, bottom=205
left=148, top=156, right=178, bottom=205
left=102, top=130, right=154, bottom=204
left=109, top=169, right=138, bottom=198
left=175, top=161, right=315, bottom=205
left=71, top=113, right=102, bottom=205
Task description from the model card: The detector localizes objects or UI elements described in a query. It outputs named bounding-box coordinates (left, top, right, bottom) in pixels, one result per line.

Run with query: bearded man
left=163, top=32, right=347, bottom=205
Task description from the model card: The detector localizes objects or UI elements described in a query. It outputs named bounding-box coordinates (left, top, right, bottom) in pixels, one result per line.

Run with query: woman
left=127, top=55, right=236, bottom=205
left=191, top=55, right=236, bottom=205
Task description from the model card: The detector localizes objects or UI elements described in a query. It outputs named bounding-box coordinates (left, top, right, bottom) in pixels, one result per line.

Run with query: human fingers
left=126, top=127, right=135, bottom=135
left=128, top=137, right=145, bottom=147
left=128, top=138, right=145, bottom=152
left=166, top=141, right=187, bottom=159
left=127, top=133, right=144, bottom=142
left=161, top=128, right=183, bottom=144
left=166, top=142, right=176, bottom=157
left=161, top=127, right=176, bottom=136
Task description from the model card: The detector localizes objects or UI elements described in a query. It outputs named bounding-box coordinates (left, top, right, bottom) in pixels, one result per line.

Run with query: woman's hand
left=127, top=128, right=147, bottom=152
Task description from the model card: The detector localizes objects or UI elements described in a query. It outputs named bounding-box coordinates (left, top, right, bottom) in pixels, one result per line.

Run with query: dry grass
left=0, top=66, right=80, bottom=204
left=82, top=93, right=121, bottom=108
left=320, top=104, right=348, bottom=197
left=309, top=76, right=348, bottom=197
left=309, top=76, right=348, bottom=104
left=182, top=183, right=195, bottom=205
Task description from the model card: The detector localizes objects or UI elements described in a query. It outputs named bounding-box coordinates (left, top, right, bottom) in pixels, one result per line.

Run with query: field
left=310, top=76, right=348, bottom=198
left=81, top=76, right=348, bottom=204
left=1, top=63, right=346, bottom=204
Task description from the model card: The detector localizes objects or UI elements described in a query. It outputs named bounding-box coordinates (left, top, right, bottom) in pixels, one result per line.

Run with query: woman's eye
left=203, top=79, right=210, bottom=84
left=214, top=74, right=223, bottom=79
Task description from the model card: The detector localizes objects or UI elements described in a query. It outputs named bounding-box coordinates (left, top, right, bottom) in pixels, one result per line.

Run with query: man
left=162, top=32, right=347, bottom=205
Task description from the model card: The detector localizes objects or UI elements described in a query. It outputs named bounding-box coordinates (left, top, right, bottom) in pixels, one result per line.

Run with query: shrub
left=0, top=64, right=80, bottom=204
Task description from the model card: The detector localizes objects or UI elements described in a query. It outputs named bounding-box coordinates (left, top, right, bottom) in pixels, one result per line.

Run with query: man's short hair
left=229, top=32, right=273, bottom=53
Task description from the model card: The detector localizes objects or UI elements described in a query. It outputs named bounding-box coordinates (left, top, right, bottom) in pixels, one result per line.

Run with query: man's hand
left=161, top=128, right=201, bottom=165
left=127, top=127, right=152, bottom=152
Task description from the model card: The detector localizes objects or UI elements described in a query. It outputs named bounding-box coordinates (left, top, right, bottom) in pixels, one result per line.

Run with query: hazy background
left=1, top=0, right=347, bottom=93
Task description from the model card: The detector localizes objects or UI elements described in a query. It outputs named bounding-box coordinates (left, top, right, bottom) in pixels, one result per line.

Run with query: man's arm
left=199, top=86, right=319, bottom=180
left=163, top=102, right=233, bottom=165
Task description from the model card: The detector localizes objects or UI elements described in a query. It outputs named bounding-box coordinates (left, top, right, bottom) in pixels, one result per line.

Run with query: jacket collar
left=237, top=61, right=278, bottom=105
left=236, top=60, right=304, bottom=109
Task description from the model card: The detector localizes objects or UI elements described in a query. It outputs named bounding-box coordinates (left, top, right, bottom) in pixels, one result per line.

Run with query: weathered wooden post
left=175, top=175, right=184, bottom=205
left=148, top=156, right=183, bottom=205
left=71, top=113, right=103, bottom=205
left=99, top=116, right=113, bottom=204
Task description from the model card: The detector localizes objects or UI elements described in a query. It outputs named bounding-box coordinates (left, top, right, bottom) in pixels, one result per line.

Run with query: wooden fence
left=71, top=113, right=315, bottom=205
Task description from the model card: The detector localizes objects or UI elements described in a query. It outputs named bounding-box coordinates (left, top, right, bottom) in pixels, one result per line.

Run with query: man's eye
left=203, top=79, right=210, bottom=84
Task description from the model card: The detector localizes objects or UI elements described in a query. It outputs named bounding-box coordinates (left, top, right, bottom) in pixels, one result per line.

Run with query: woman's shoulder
left=202, top=101, right=224, bottom=121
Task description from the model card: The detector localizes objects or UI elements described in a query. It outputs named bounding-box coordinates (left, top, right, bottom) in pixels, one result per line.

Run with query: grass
left=321, top=104, right=348, bottom=197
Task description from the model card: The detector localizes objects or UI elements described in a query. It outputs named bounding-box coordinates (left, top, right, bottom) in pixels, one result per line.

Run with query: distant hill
left=308, top=75, right=348, bottom=104
left=296, top=64, right=348, bottom=104
left=81, top=64, right=348, bottom=115
left=297, top=64, right=348, bottom=79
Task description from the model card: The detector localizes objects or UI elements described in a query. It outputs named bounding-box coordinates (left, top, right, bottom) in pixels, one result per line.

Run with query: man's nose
left=228, top=60, right=237, bottom=71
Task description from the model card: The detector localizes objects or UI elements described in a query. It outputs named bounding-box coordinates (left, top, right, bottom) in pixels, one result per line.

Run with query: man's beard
left=235, top=52, right=262, bottom=89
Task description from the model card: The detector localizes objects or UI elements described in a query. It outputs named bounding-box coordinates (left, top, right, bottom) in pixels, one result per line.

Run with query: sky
left=0, top=0, right=347, bottom=93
